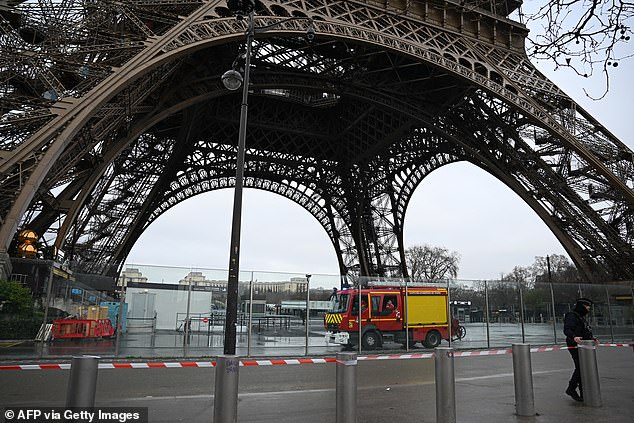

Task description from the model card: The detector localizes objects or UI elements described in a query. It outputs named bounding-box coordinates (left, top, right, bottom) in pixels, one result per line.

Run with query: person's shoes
left=565, top=386, right=583, bottom=402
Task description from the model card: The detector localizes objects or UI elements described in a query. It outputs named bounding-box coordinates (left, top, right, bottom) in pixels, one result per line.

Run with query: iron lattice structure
left=0, top=0, right=633, bottom=281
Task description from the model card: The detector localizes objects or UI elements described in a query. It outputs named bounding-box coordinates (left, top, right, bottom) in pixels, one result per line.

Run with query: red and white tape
left=0, top=358, right=337, bottom=370
left=1, top=343, right=630, bottom=371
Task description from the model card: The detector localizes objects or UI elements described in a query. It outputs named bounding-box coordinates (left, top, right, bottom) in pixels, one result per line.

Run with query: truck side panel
left=406, top=292, right=448, bottom=327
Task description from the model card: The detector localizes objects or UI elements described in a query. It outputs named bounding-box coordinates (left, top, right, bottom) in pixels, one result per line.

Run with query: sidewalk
left=448, top=346, right=634, bottom=423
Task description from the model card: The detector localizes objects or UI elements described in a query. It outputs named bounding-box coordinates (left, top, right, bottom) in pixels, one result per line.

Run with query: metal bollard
left=213, top=355, right=240, bottom=423
left=578, top=340, right=602, bottom=407
left=435, top=347, right=456, bottom=423
left=66, top=355, right=100, bottom=408
left=512, top=344, right=535, bottom=416
left=336, top=352, right=357, bottom=423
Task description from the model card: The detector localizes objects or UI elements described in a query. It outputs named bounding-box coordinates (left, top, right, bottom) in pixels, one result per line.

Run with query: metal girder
left=0, top=0, right=632, bottom=281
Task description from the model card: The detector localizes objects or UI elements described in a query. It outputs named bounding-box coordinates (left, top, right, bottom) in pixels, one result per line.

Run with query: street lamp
left=222, top=0, right=314, bottom=355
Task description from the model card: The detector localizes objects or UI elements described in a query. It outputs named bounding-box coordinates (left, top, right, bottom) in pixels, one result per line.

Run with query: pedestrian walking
left=563, top=297, right=596, bottom=402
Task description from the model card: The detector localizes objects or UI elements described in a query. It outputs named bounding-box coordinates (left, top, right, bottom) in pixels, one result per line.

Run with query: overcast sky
left=126, top=12, right=633, bottom=287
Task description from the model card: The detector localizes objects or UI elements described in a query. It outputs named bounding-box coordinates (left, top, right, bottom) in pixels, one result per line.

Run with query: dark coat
left=563, top=305, right=593, bottom=347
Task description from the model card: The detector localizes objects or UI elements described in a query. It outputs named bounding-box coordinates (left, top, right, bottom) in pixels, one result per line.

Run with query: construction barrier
left=52, top=319, right=114, bottom=339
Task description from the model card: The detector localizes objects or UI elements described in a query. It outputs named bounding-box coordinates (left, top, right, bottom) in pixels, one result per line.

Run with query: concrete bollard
left=336, top=352, right=357, bottom=423
left=578, top=340, right=602, bottom=407
left=435, top=347, right=456, bottom=423
left=213, top=355, right=240, bottom=423
left=512, top=344, right=535, bottom=416
left=66, top=355, right=100, bottom=408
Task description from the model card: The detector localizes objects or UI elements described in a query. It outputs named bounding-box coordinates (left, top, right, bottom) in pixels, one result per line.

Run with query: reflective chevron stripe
left=325, top=313, right=343, bottom=324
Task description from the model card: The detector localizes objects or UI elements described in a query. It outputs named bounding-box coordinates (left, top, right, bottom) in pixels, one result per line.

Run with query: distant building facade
left=119, top=268, right=148, bottom=285
left=178, top=271, right=227, bottom=291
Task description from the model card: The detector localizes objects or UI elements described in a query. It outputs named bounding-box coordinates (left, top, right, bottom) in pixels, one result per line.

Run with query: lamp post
left=222, top=1, right=255, bottom=356
left=221, top=0, right=314, bottom=355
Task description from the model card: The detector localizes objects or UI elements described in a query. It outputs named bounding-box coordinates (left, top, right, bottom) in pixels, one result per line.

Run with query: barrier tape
left=1, top=343, right=630, bottom=371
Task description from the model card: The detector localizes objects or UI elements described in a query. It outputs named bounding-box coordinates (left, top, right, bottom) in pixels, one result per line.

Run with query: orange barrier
left=52, top=319, right=114, bottom=339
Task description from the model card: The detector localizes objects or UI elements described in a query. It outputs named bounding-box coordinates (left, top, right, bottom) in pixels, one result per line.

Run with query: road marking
left=456, top=368, right=568, bottom=382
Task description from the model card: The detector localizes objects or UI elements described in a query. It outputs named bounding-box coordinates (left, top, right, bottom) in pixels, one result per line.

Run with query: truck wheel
left=362, top=331, right=381, bottom=350
left=423, top=330, right=442, bottom=348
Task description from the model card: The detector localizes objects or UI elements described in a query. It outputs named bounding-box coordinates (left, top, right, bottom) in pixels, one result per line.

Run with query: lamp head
left=305, top=20, right=315, bottom=42
left=221, top=69, right=243, bottom=91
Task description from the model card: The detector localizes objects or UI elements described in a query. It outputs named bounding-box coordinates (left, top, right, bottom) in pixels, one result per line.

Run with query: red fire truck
left=324, top=285, right=450, bottom=349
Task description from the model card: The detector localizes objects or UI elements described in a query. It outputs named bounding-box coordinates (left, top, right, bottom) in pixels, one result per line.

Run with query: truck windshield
left=329, top=293, right=349, bottom=313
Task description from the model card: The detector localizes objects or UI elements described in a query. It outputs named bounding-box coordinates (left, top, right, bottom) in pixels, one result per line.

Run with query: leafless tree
left=531, top=254, right=582, bottom=283
left=501, top=265, right=532, bottom=286
left=522, top=0, right=633, bottom=98
left=405, top=244, right=460, bottom=281
left=498, top=254, right=582, bottom=284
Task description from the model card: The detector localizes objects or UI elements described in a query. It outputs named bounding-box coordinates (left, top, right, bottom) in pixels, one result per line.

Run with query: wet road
left=1, top=346, right=633, bottom=422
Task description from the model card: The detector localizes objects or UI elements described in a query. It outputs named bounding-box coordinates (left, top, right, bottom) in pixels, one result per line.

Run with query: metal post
left=224, top=10, right=254, bottom=356
left=631, top=281, right=634, bottom=352
left=605, top=286, right=614, bottom=343
left=114, top=279, right=126, bottom=357
left=512, top=344, right=535, bottom=416
left=184, top=275, right=192, bottom=349
left=305, top=275, right=310, bottom=356
left=405, top=278, right=409, bottom=351
left=434, top=347, right=456, bottom=423
left=39, top=263, right=55, bottom=358
left=549, top=282, right=557, bottom=343
left=518, top=286, right=526, bottom=343
left=247, top=276, right=253, bottom=357
left=447, top=279, right=452, bottom=348
left=66, top=355, right=100, bottom=408
left=336, top=352, right=357, bottom=423
left=213, top=355, right=240, bottom=423
left=484, top=281, right=490, bottom=349
left=358, top=282, right=362, bottom=354
left=578, top=340, right=602, bottom=407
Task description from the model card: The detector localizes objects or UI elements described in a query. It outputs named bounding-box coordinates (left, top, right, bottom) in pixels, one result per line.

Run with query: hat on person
left=576, top=298, right=593, bottom=306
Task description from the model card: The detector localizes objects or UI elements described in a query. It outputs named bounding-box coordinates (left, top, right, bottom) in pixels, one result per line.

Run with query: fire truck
left=324, top=284, right=449, bottom=349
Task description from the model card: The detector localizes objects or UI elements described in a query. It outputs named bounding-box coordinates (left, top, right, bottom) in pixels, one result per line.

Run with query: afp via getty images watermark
left=3, top=408, right=148, bottom=423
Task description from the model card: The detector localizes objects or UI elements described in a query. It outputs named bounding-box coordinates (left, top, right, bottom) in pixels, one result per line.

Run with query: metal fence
left=1, top=262, right=632, bottom=359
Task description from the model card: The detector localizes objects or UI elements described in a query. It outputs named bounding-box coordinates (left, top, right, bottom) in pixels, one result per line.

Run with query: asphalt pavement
left=1, top=345, right=632, bottom=422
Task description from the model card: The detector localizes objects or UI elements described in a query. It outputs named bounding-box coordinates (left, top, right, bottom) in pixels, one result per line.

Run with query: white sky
left=126, top=11, right=633, bottom=287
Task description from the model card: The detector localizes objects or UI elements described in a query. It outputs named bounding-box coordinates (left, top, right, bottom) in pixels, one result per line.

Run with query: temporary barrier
left=52, top=319, right=115, bottom=339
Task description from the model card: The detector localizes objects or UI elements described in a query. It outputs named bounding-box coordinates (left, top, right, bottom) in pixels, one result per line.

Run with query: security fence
left=1, top=261, right=632, bottom=359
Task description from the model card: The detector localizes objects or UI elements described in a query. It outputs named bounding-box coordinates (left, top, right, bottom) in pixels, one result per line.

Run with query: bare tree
left=531, top=254, right=582, bottom=283
left=501, top=265, right=532, bottom=287
left=523, top=0, right=633, bottom=98
left=498, top=254, right=582, bottom=284
left=405, top=244, right=460, bottom=281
